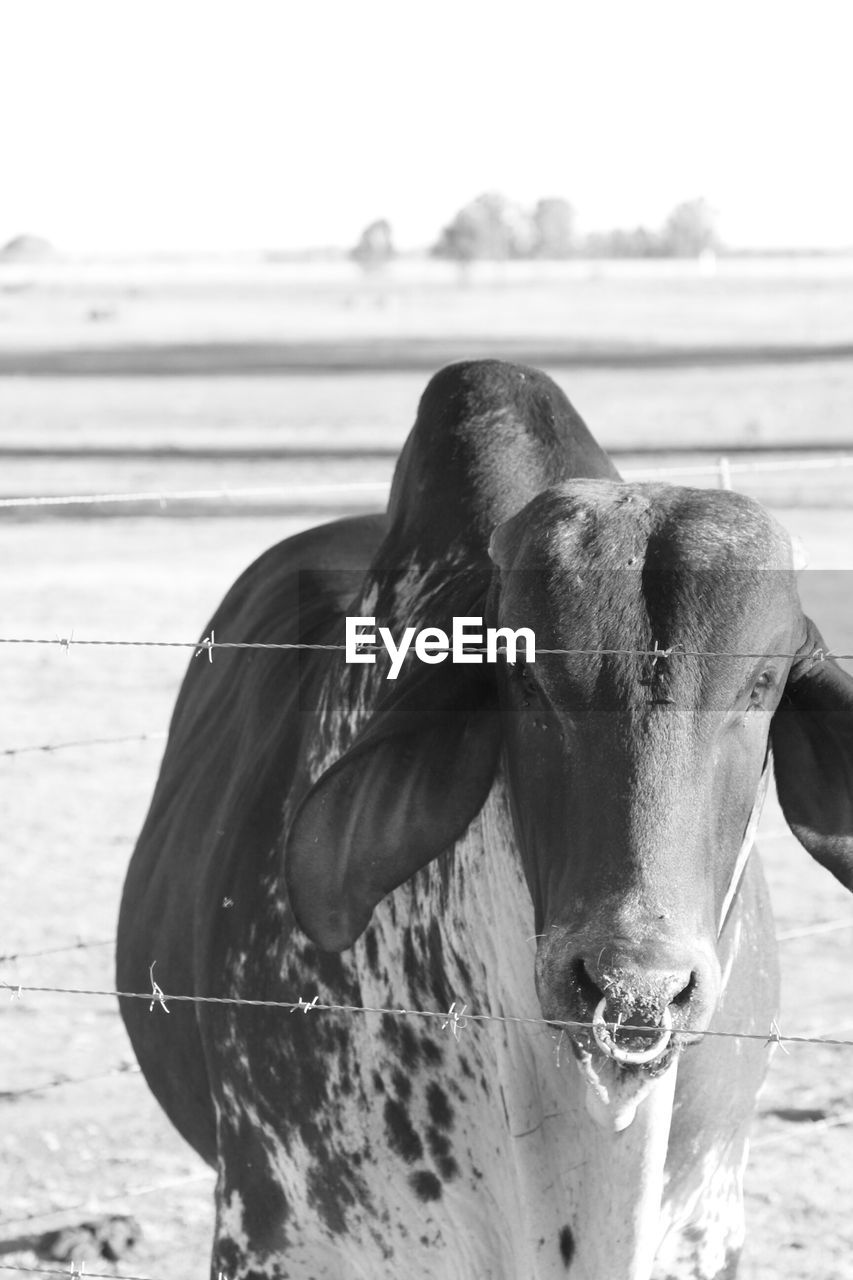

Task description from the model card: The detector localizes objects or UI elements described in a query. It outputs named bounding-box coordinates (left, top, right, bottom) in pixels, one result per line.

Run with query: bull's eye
left=748, top=672, right=775, bottom=710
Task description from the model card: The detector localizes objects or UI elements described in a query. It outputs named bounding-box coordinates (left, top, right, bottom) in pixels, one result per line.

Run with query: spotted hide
left=117, top=360, right=853, bottom=1280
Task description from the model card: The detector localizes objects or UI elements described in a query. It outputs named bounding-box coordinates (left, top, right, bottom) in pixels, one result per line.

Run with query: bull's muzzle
left=539, top=933, right=722, bottom=1057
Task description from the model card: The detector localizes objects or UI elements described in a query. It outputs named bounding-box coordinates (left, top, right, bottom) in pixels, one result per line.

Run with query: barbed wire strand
left=0, top=1064, right=140, bottom=1103
left=0, top=1111, right=845, bottom=1279
left=627, top=454, right=853, bottom=480
left=2, top=956, right=851, bottom=1100
left=1, top=733, right=166, bottom=760
left=1, top=1107, right=851, bottom=1242
left=0, top=1027, right=847, bottom=1262
left=1, top=453, right=851, bottom=512
left=0, top=1171, right=213, bottom=1234
left=0, top=1105, right=848, bottom=1276
left=1, top=637, right=851, bottom=661
left=0, top=741, right=819, bottom=784
left=775, top=917, right=853, bottom=942
left=0, top=1265, right=165, bottom=1280
left=4, top=980, right=853, bottom=1050
left=0, top=481, right=390, bottom=510
left=0, top=905, right=846, bottom=979
left=0, top=941, right=114, bottom=965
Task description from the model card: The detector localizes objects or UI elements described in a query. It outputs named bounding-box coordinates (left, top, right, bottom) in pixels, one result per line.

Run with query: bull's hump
left=385, top=360, right=617, bottom=561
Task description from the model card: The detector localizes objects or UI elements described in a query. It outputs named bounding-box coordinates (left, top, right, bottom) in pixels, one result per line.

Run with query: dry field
left=1, top=262, right=852, bottom=1279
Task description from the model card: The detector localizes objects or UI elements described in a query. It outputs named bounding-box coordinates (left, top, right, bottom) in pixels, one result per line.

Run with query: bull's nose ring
left=592, top=998, right=673, bottom=1066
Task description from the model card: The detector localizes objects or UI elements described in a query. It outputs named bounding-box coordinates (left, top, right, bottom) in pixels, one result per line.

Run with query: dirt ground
left=1, top=265, right=852, bottom=1278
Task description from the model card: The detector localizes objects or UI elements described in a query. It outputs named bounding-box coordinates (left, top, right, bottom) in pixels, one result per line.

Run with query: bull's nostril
left=672, top=972, right=698, bottom=1009
left=571, top=958, right=604, bottom=1007
left=571, top=955, right=699, bottom=1018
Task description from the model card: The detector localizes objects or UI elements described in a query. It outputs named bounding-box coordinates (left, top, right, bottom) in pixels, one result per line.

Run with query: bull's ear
left=285, top=664, right=501, bottom=951
left=771, top=617, right=853, bottom=892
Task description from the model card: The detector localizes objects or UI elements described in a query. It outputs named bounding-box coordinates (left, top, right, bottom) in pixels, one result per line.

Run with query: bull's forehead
left=514, top=481, right=791, bottom=569
left=495, top=481, right=800, bottom=653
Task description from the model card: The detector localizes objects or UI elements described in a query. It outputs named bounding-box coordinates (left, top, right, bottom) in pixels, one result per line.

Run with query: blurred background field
left=3, top=257, right=853, bottom=514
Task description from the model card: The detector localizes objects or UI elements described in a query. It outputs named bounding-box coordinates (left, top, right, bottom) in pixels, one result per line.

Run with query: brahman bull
left=117, top=359, right=853, bottom=1279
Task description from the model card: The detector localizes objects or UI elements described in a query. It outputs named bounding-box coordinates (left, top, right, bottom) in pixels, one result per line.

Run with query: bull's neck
left=360, top=776, right=537, bottom=1026
left=302, top=627, right=537, bottom=1022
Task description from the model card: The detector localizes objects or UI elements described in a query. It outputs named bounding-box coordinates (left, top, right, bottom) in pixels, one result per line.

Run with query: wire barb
left=195, top=629, right=215, bottom=663
left=766, top=1017, right=790, bottom=1055
left=441, top=1000, right=469, bottom=1040
left=651, top=639, right=674, bottom=664
left=148, top=962, right=170, bottom=1015
left=293, top=994, right=320, bottom=1014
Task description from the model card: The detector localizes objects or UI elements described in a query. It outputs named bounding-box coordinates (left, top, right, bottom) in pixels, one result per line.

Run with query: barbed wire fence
left=2, top=455, right=852, bottom=1273
left=5, top=979, right=853, bottom=1051
left=1, top=877, right=851, bottom=1111
left=0, top=450, right=852, bottom=515
left=1, top=734, right=166, bottom=761
left=0, top=1263, right=180, bottom=1279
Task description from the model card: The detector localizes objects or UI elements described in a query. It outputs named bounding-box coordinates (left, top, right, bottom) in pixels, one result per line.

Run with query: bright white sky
left=3, top=0, right=852, bottom=253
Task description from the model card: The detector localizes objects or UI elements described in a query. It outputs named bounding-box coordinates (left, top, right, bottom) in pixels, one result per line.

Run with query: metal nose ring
left=592, top=998, right=673, bottom=1066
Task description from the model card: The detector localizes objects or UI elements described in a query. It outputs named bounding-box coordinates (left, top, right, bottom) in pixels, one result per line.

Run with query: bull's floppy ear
left=771, top=617, right=853, bottom=893
left=285, top=664, right=501, bottom=951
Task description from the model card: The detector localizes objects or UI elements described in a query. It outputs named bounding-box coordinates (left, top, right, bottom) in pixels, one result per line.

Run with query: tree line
left=352, top=195, right=720, bottom=268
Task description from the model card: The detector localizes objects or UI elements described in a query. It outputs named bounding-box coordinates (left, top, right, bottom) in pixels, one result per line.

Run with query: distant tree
left=350, top=219, right=395, bottom=272
left=531, top=197, right=577, bottom=258
left=432, top=192, right=534, bottom=261
left=0, top=233, right=55, bottom=262
left=583, top=225, right=663, bottom=258
left=659, top=198, right=720, bottom=258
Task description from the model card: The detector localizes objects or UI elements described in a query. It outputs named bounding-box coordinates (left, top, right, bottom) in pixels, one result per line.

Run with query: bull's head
left=286, top=481, right=853, bottom=1089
